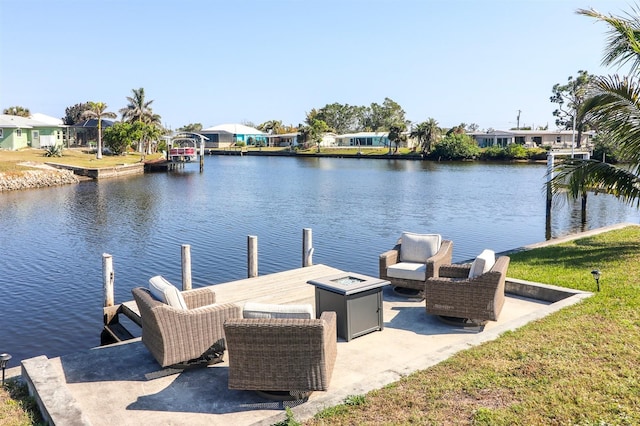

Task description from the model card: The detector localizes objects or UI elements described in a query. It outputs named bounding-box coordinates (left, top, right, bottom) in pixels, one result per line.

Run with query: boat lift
left=166, top=132, right=208, bottom=171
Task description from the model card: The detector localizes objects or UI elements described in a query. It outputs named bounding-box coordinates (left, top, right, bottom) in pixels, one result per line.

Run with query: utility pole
left=516, top=110, right=521, bottom=130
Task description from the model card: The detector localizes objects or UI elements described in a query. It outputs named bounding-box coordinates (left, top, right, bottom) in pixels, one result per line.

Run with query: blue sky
left=0, top=0, right=635, bottom=131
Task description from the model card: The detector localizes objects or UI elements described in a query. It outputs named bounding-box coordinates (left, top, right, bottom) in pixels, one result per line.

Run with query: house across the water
left=200, top=123, right=268, bottom=148
left=469, top=129, right=595, bottom=149
left=0, top=113, right=66, bottom=150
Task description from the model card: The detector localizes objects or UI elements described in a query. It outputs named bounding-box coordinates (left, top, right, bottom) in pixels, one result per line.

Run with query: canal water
left=1, top=156, right=638, bottom=364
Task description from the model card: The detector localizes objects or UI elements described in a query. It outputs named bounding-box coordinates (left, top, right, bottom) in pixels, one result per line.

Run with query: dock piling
left=248, top=236, right=258, bottom=278
left=303, top=228, right=314, bottom=267
left=103, top=253, right=114, bottom=308
left=181, top=244, right=192, bottom=291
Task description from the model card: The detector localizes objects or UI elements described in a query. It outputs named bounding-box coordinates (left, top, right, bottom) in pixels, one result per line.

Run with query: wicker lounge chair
left=223, top=311, right=337, bottom=400
left=379, top=232, right=453, bottom=295
left=131, top=286, right=242, bottom=368
left=425, top=255, right=510, bottom=326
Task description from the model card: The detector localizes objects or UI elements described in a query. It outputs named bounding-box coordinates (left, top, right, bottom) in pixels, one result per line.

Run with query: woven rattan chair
left=379, top=233, right=453, bottom=295
left=223, top=311, right=337, bottom=400
left=425, top=256, right=510, bottom=326
left=132, top=286, right=242, bottom=368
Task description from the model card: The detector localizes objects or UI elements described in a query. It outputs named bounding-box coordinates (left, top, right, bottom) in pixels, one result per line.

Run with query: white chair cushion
left=387, top=262, right=426, bottom=281
left=468, top=249, right=496, bottom=279
left=242, top=302, right=313, bottom=319
left=148, top=275, right=188, bottom=310
left=400, top=232, right=441, bottom=263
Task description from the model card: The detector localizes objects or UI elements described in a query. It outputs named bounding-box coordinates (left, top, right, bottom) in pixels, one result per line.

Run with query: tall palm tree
left=551, top=6, right=640, bottom=207
left=82, top=102, right=117, bottom=159
left=120, top=88, right=161, bottom=152
left=410, top=118, right=441, bottom=154
left=120, top=87, right=160, bottom=125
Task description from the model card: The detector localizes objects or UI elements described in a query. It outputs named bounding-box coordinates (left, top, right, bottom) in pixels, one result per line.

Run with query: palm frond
left=550, top=158, right=640, bottom=208
left=581, top=75, right=640, bottom=164
left=577, top=7, right=640, bottom=73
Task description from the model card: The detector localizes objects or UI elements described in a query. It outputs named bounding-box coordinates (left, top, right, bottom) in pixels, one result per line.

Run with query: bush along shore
left=0, top=169, right=79, bottom=192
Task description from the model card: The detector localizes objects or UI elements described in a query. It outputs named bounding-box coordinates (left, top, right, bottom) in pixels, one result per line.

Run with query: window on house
left=16, top=129, right=22, bottom=137
left=0, top=129, right=3, bottom=138
left=58, top=131, right=61, bottom=139
left=532, top=136, right=542, bottom=145
left=515, top=136, right=525, bottom=144
left=556, top=136, right=561, bottom=144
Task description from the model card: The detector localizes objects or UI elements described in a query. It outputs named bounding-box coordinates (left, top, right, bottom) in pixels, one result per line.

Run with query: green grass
left=0, top=379, right=45, bottom=425
left=306, top=226, right=640, bottom=425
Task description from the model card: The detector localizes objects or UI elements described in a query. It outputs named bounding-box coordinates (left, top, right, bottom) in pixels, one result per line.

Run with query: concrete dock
left=19, top=262, right=592, bottom=426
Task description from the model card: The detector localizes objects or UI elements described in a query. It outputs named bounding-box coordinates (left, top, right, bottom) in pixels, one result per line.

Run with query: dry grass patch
left=0, top=148, right=162, bottom=172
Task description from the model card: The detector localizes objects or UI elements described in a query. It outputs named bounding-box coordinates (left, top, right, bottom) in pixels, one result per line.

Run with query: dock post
left=199, top=138, right=204, bottom=173
left=303, top=228, right=314, bottom=267
left=103, top=253, right=114, bottom=308
left=545, top=153, right=553, bottom=240
left=248, top=235, right=258, bottom=278
left=181, top=244, right=192, bottom=291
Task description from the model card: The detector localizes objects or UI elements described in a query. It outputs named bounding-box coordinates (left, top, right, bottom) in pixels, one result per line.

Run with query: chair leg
left=168, top=340, right=226, bottom=369
left=255, top=390, right=312, bottom=402
left=437, top=316, right=487, bottom=331
left=392, top=286, right=424, bottom=299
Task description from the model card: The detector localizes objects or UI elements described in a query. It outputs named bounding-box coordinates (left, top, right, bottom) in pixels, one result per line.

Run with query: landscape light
left=0, top=353, right=11, bottom=386
left=591, top=269, right=601, bottom=292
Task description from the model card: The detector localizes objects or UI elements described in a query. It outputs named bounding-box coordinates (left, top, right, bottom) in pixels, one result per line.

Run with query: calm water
left=1, top=156, right=638, bottom=365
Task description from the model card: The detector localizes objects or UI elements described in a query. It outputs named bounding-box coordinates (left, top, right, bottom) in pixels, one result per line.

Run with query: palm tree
left=411, top=118, right=440, bottom=154
left=120, top=87, right=156, bottom=124
left=388, top=123, right=407, bottom=154
left=82, top=102, right=117, bottom=159
left=120, top=88, right=161, bottom=152
left=3, top=106, right=31, bottom=117
left=551, top=6, right=640, bottom=207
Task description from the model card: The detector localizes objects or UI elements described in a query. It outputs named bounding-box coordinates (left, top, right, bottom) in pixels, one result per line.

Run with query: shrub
left=429, top=133, right=480, bottom=160
left=505, top=143, right=528, bottom=159
left=480, top=146, right=506, bottom=160
left=43, top=144, right=63, bottom=157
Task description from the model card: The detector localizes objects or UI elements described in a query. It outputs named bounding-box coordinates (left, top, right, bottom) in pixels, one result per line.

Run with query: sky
left=0, top=0, right=636, bottom=131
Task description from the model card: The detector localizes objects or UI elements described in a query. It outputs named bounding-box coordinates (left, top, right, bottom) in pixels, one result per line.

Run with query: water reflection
left=0, top=156, right=638, bottom=364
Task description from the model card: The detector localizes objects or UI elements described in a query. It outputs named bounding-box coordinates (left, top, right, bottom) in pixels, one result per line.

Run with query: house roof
left=31, top=113, right=64, bottom=126
left=201, top=123, right=267, bottom=135
left=336, top=132, right=389, bottom=138
left=0, top=114, right=64, bottom=129
left=73, top=119, right=115, bottom=128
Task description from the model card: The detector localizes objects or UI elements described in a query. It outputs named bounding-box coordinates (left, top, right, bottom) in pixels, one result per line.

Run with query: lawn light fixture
left=591, top=269, right=601, bottom=292
left=0, top=353, right=11, bottom=386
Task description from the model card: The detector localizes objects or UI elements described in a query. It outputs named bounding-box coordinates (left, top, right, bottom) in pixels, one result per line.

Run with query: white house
left=469, top=129, right=594, bottom=149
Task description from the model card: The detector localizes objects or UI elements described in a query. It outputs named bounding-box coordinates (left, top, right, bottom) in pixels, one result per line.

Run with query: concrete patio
left=19, top=260, right=592, bottom=426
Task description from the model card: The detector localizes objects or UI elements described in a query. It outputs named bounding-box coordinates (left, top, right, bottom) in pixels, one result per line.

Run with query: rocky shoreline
left=0, top=169, right=80, bottom=192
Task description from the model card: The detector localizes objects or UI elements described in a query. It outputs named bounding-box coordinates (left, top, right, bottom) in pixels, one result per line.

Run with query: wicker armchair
left=379, top=233, right=453, bottom=294
left=132, top=287, right=242, bottom=368
left=223, top=311, right=337, bottom=400
left=425, top=256, right=510, bottom=324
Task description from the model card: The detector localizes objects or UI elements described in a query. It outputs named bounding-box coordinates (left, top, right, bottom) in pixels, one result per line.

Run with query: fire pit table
left=308, top=272, right=389, bottom=341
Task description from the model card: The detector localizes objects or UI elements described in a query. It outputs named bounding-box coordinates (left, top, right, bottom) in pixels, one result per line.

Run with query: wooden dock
left=102, top=264, right=344, bottom=343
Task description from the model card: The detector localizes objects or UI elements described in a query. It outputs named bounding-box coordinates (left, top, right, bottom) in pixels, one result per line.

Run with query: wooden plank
left=102, top=323, right=135, bottom=342
left=113, top=264, right=345, bottom=333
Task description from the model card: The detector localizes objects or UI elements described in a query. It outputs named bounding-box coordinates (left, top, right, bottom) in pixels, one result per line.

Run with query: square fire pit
left=308, top=272, right=389, bottom=341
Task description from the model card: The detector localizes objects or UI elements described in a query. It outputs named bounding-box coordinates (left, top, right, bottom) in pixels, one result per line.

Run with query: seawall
left=0, top=169, right=80, bottom=192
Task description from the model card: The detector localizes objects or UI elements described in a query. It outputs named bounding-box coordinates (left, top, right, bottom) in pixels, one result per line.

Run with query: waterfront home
left=469, top=129, right=595, bottom=149
left=0, top=113, right=66, bottom=150
left=334, top=131, right=391, bottom=148
left=200, top=123, right=268, bottom=148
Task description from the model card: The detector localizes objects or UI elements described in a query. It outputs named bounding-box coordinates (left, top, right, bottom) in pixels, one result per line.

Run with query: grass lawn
left=0, top=148, right=163, bottom=173
left=305, top=226, right=640, bottom=425
left=2, top=227, right=639, bottom=424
